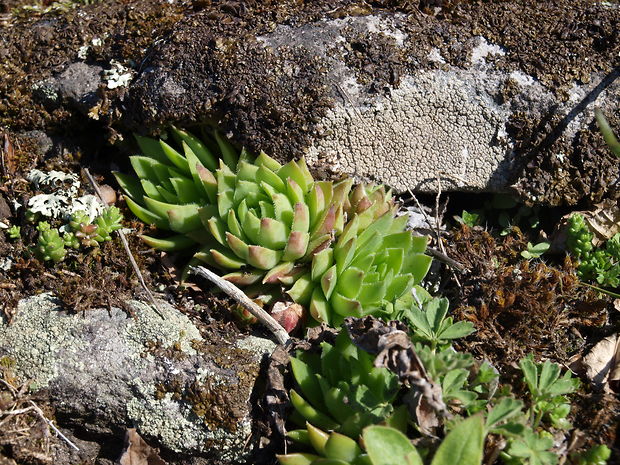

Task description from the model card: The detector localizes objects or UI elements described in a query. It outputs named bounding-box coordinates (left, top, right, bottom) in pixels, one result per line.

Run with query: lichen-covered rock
left=1, top=0, right=618, bottom=203
left=122, top=1, right=619, bottom=201
left=0, top=294, right=276, bottom=464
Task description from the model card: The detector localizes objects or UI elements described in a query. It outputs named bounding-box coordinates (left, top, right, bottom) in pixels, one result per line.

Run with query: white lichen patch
left=25, top=169, right=105, bottom=220
left=470, top=36, right=505, bottom=65
left=104, top=60, right=134, bottom=90
left=307, top=70, right=515, bottom=192
left=27, top=169, right=80, bottom=195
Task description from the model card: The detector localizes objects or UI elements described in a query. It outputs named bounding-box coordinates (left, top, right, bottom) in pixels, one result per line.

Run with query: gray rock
left=124, top=5, right=619, bottom=198
left=55, top=62, right=103, bottom=112
left=0, top=294, right=276, bottom=464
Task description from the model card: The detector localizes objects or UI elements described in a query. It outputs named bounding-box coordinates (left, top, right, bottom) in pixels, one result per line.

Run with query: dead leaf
left=1, top=132, right=16, bottom=176
left=118, top=429, right=167, bottom=465
left=344, top=316, right=448, bottom=436
left=577, top=334, right=620, bottom=392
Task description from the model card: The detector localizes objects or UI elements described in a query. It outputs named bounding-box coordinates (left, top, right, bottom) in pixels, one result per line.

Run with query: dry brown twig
left=82, top=168, right=166, bottom=319
left=190, top=265, right=291, bottom=345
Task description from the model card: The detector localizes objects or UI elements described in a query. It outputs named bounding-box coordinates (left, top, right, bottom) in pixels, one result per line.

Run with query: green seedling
left=521, top=242, right=550, bottom=259
left=571, top=445, right=611, bottom=465
left=6, top=225, right=20, bottom=240
left=399, top=296, right=475, bottom=349
left=567, top=214, right=620, bottom=288
left=501, top=428, right=557, bottom=465
left=519, top=355, right=579, bottom=429
left=33, top=222, right=66, bottom=263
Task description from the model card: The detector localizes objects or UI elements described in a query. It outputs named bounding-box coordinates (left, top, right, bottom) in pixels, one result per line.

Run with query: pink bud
left=270, top=301, right=305, bottom=334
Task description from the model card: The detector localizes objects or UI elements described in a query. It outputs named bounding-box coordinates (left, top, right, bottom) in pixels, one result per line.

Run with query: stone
left=55, top=62, right=103, bottom=113
left=0, top=294, right=277, bottom=464
left=123, top=1, right=619, bottom=202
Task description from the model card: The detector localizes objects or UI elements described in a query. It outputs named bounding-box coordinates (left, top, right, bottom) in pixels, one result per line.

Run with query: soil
left=1, top=0, right=620, bottom=464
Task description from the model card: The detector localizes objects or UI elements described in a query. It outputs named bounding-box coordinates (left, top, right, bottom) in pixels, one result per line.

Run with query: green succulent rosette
left=115, top=127, right=432, bottom=325
left=114, top=127, right=352, bottom=285
left=288, top=330, right=408, bottom=439
left=288, top=198, right=432, bottom=326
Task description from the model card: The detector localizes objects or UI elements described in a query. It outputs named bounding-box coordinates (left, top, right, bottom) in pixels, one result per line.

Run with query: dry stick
left=82, top=168, right=166, bottom=319
left=334, top=84, right=465, bottom=273
left=435, top=173, right=462, bottom=288
left=28, top=401, right=80, bottom=452
left=190, top=266, right=291, bottom=346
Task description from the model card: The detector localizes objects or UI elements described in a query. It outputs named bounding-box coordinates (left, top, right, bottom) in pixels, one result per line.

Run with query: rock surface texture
left=0, top=294, right=276, bottom=464
left=122, top=1, right=620, bottom=200
left=1, top=1, right=619, bottom=199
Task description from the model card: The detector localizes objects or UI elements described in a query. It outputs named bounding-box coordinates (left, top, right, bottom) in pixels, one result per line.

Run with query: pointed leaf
left=124, top=195, right=168, bottom=229
left=214, top=130, right=238, bottom=170
left=282, top=231, right=310, bottom=261
left=113, top=172, right=145, bottom=203
left=247, top=245, right=282, bottom=270
left=320, top=265, right=338, bottom=300
left=135, top=134, right=169, bottom=164
left=159, top=140, right=190, bottom=175
left=210, top=248, right=246, bottom=269
left=259, top=217, right=289, bottom=249
left=226, top=232, right=249, bottom=260
left=140, top=234, right=196, bottom=252
left=171, top=126, right=218, bottom=171
left=287, top=273, right=314, bottom=305
left=309, top=287, right=331, bottom=324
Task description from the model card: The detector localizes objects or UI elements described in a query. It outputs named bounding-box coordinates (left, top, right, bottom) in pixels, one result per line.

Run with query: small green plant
left=571, top=445, right=612, bottom=465
left=521, top=242, right=550, bottom=259
left=115, top=128, right=431, bottom=325
left=518, top=355, right=579, bottom=430
left=32, top=222, right=66, bottom=263
left=567, top=214, right=620, bottom=288
left=455, top=210, right=481, bottom=227
left=398, top=295, right=475, bottom=350
left=501, top=429, right=557, bottom=465
left=6, top=225, right=21, bottom=240
left=288, top=330, right=405, bottom=439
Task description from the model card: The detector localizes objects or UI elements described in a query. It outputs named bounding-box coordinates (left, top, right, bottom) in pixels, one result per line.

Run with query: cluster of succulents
left=288, top=330, right=407, bottom=439
left=115, top=128, right=431, bottom=325
left=567, top=213, right=620, bottom=287
left=31, top=206, right=123, bottom=263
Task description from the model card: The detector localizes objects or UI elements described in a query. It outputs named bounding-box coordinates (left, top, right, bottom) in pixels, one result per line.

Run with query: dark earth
left=1, top=0, right=619, bottom=464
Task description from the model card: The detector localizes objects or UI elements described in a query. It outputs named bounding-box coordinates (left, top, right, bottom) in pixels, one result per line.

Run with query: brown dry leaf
left=1, top=132, right=16, bottom=176
left=118, top=429, right=167, bottom=465
left=577, top=334, right=620, bottom=392
left=344, top=316, right=447, bottom=436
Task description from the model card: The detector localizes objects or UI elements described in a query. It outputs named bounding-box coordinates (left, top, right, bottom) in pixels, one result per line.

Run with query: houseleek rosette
left=114, top=127, right=432, bottom=326
left=288, top=191, right=432, bottom=325
left=113, top=127, right=352, bottom=285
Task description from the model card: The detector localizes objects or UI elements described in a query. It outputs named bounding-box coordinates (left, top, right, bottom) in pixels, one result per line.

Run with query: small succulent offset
left=288, top=330, right=406, bottom=439
left=33, top=221, right=66, bottom=263
left=6, top=225, right=21, bottom=240
left=69, top=206, right=123, bottom=246
left=115, top=128, right=431, bottom=325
